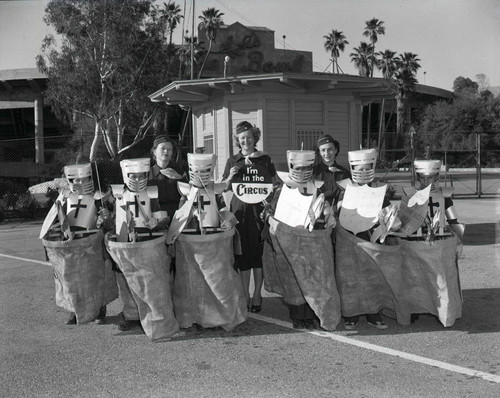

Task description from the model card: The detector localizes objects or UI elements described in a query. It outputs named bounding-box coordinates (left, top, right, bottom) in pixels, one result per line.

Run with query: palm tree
left=377, top=49, right=397, bottom=79
left=197, top=7, right=224, bottom=79
left=363, top=18, right=385, bottom=77
left=394, top=52, right=421, bottom=136
left=159, top=1, right=183, bottom=45
left=323, top=29, right=349, bottom=73
left=350, top=42, right=375, bottom=77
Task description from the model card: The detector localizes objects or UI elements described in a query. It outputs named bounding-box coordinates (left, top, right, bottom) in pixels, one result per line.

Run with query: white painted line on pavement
left=0, top=253, right=51, bottom=266
left=3, top=252, right=497, bottom=384
left=250, top=313, right=500, bottom=384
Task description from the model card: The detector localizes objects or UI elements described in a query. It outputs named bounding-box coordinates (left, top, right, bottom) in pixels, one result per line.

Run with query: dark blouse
left=148, top=162, right=186, bottom=219
left=312, top=161, right=350, bottom=207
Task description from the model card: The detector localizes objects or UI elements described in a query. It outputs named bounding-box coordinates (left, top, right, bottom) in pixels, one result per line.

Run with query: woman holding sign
left=222, top=121, right=276, bottom=312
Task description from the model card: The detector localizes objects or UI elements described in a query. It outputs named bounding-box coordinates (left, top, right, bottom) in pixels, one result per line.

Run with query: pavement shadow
left=105, top=297, right=298, bottom=341
left=463, top=222, right=500, bottom=245
left=328, top=287, right=500, bottom=337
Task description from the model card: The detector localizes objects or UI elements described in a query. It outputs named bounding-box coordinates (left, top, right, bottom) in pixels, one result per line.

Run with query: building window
left=203, top=135, right=214, bottom=154
left=296, top=130, right=324, bottom=150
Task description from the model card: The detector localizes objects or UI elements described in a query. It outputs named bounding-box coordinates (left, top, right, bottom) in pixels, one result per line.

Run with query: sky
left=1, top=0, right=499, bottom=91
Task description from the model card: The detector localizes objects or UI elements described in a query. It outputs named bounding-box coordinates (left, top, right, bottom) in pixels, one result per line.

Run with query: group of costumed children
left=41, top=125, right=464, bottom=342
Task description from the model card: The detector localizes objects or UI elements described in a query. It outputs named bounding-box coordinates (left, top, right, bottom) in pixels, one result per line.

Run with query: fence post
left=410, top=126, right=416, bottom=186
left=476, top=133, right=482, bottom=198
left=444, top=151, right=448, bottom=186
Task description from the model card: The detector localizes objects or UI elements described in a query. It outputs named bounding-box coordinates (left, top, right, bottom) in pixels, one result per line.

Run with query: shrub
left=13, top=192, right=41, bottom=219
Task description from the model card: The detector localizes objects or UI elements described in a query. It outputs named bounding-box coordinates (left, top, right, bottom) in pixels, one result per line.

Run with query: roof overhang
left=414, top=83, right=453, bottom=100
left=149, top=73, right=397, bottom=106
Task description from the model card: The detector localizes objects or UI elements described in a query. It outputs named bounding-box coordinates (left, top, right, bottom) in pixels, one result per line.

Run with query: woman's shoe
left=250, top=297, right=262, bottom=313
left=366, top=314, right=388, bottom=330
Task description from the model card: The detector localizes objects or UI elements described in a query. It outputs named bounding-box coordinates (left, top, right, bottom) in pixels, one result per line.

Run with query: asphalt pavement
left=1, top=197, right=499, bottom=397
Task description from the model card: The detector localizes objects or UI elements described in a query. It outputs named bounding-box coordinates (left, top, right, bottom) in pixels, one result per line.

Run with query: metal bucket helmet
left=120, top=158, right=150, bottom=192
left=64, top=163, right=94, bottom=195
left=187, top=153, right=216, bottom=187
left=414, top=159, right=441, bottom=191
left=348, top=148, right=378, bottom=184
left=287, top=150, right=315, bottom=183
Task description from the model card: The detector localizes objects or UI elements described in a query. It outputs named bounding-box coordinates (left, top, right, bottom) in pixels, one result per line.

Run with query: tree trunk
left=396, top=93, right=407, bottom=162
left=198, top=40, right=213, bottom=79
left=89, top=121, right=102, bottom=162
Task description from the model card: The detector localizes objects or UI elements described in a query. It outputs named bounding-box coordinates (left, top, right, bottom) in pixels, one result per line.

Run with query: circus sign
left=232, top=164, right=273, bottom=204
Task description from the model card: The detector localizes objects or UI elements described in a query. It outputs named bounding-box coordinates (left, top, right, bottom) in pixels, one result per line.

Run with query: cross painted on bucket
left=193, top=193, right=211, bottom=210
left=70, top=199, right=87, bottom=218
left=126, top=196, right=146, bottom=218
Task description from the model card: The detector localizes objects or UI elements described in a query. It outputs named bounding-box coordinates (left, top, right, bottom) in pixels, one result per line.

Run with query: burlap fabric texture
left=396, top=236, right=462, bottom=327
left=335, top=226, right=462, bottom=327
left=43, top=230, right=118, bottom=324
left=263, top=216, right=341, bottom=331
left=105, top=234, right=179, bottom=341
left=174, top=228, right=247, bottom=331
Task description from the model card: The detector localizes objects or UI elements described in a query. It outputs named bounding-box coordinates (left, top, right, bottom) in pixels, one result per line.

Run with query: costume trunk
left=173, top=228, right=247, bottom=331
left=43, top=230, right=118, bottom=324
left=263, top=216, right=341, bottom=331
left=105, top=234, right=179, bottom=341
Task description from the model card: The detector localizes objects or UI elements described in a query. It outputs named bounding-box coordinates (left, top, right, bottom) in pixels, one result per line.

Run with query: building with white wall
left=150, top=72, right=395, bottom=178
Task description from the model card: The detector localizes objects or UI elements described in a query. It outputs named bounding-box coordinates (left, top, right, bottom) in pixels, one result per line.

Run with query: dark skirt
left=233, top=200, right=264, bottom=271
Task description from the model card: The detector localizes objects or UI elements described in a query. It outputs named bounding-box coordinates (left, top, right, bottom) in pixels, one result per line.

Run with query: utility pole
left=191, top=0, right=195, bottom=80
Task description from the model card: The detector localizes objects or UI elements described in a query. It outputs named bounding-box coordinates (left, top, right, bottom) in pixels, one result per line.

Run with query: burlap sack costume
left=43, top=230, right=118, bottom=324
left=397, top=236, right=462, bottom=327
left=173, top=228, right=247, bottom=331
left=263, top=216, right=341, bottom=331
left=105, top=234, right=179, bottom=341
left=336, top=226, right=462, bottom=327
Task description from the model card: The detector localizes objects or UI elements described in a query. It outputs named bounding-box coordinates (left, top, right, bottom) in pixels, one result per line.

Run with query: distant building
left=151, top=22, right=452, bottom=177
left=0, top=68, right=69, bottom=179
left=198, top=22, right=312, bottom=78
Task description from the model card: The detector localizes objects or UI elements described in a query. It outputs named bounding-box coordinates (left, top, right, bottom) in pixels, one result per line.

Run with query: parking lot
left=1, top=197, right=499, bottom=397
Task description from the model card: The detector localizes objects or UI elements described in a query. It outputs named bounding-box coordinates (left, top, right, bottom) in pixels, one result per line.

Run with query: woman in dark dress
left=222, top=121, right=276, bottom=312
left=148, top=135, right=186, bottom=225
left=312, top=134, right=350, bottom=209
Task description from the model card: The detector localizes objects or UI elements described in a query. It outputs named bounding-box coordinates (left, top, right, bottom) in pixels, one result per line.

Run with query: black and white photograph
left=1, top=0, right=499, bottom=396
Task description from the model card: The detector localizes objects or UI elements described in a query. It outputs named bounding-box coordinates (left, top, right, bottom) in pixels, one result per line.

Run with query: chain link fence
left=373, top=131, right=500, bottom=198
left=0, top=134, right=151, bottom=222
left=1, top=130, right=499, bottom=221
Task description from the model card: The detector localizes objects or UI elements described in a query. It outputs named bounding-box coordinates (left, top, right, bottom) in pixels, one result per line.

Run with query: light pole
left=282, top=35, right=286, bottom=50
left=424, top=71, right=427, bottom=84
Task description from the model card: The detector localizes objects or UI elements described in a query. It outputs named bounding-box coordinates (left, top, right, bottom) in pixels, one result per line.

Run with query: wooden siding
left=295, top=100, right=324, bottom=126
left=264, top=99, right=289, bottom=167
left=193, top=94, right=362, bottom=179
left=229, top=100, right=258, bottom=154
left=193, top=112, right=204, bottom=149
left=215, top=105, right=226, bottom=178
left=326, top=101, right=350, bottom=167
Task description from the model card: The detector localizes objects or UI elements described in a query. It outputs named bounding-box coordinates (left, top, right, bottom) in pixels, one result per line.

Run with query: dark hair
left=152, top=135, right=177, bottom=150
left=316, top=135, right=340, bottom=156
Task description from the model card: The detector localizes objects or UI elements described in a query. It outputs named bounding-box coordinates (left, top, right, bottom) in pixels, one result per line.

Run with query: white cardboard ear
left=339, top=184, right=387, bottom=235
left=39, top=192, right=65, bottom=239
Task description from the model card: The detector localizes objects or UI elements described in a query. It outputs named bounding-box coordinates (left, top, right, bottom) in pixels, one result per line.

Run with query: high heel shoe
left=250, top=298, right=262, bottom=313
